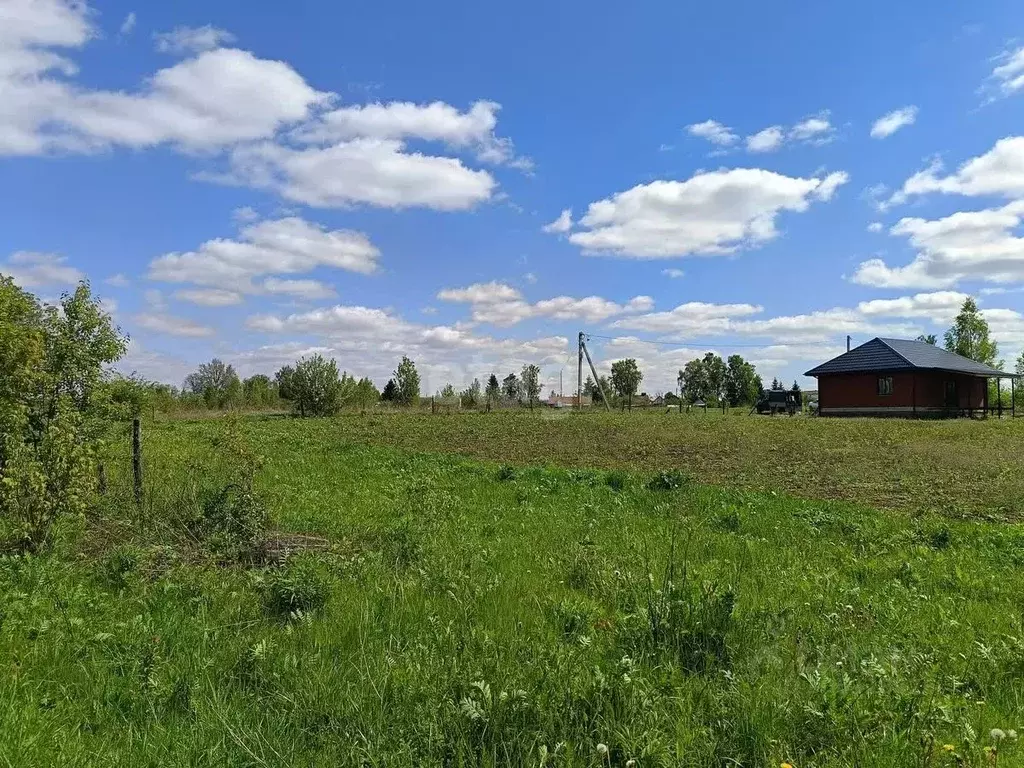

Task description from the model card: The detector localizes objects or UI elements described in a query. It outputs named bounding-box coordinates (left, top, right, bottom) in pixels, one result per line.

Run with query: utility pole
left=580, top=334, right=612, bottom=412
left=577, top=331, right=584, bottom=411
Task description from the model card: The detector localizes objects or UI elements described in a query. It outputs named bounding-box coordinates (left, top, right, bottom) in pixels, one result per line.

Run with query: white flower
left=596, top=743, right=609, bottom=756
left=626, top=760, right=637, bottom=768
left=992, top=728, right=1007, bottom=741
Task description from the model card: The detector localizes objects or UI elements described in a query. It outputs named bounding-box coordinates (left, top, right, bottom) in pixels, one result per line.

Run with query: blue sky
left=4, top=0, right=1024, bottom=395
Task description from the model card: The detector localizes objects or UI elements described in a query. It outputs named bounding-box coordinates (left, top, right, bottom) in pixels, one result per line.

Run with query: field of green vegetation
left=2, top=412, right=1024, bottom=766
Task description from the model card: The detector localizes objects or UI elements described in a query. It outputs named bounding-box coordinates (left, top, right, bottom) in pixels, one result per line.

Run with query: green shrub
left=647, top=469, right=689, bottom=492
left=264, top=557, right=329, bottom=620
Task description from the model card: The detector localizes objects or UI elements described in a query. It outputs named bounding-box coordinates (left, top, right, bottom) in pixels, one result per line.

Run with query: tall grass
left=0, top=415, right=1022, bottom=765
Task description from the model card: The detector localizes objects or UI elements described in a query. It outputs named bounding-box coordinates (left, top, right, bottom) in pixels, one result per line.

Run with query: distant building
left=547, top=394, right=591, bottom=408
left=805, top=337, right=1015, bottom=417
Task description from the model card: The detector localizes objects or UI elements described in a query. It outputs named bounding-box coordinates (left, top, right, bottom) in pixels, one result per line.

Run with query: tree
left=461, top=378, right=482, bottom=408
left=610, top=358, right=643, bottom=410
left=702, top=353, right=727, bottom=406
left=725, top=354, right=759, bottom=407
left=679, top=359, right=709, bottom=403
left=275, top=365, right=297, bottom=402
left=243, top=374, right=274, bottom=408
left=351, top=377, right=380, bottom=409
left=292, top=354, right=342, bottom=417
left=485, top=374, right=500, bottom=409
left=502, top=373, right=521, bottom=403
left=381, top=378, right=399, bottom=403
left=438, top=383, right=456, bottom=399
left=944, top=297, right=998, bottom=367
left=771, top=377, right=783, bottom=391
left=1, top=279, right=127, bottom=550
left=917, top=334, right=937, bottom=345
left=791, top=380, right=801, bottom=392
left=185, top=358, right=240, bottom=409
left=521, top=364, right=541, bottom=410
left=394, top=356, right=421, bottom=406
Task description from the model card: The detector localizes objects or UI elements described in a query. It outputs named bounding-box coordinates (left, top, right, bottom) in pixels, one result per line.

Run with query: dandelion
left=942, top=744, right=956, bottom=752
left=992, top=728, right=1007, bottom=742
left=626, top=760, right=636, bottom=768
left=781, top=763, right=795, bottom=768
left=596, top=743, right=609, bottom=757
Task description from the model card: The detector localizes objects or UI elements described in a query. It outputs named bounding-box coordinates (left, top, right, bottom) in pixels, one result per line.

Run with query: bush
left=264, top=557, right=329, bottom=620
left=647, top=469, right=689, bottom=492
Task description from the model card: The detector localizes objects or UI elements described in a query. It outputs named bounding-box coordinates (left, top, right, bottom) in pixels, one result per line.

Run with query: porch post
left=1014, top=377, right=1017, bottom=418
left=998, top=377, right=1003, bottom=419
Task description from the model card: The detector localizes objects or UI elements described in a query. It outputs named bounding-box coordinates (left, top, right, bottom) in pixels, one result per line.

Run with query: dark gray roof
left=805, top=337, right=1010, bottom=378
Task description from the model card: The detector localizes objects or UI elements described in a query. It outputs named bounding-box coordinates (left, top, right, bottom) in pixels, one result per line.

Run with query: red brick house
left=805, top=337, right=1013, bottom=417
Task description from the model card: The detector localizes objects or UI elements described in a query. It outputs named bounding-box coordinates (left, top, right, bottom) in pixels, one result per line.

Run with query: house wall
left=818, top=371, right=987, bottom=416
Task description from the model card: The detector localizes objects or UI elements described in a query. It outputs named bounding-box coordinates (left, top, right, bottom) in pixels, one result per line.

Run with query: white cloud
left=218, top=138, right=497, bottom=210
left=542, top=208, right=573, bottom=234
left=116, top=339, right=192, bottom=385
left=294, top=99, right=528, bottom=168
left=174, top=288, right=244, bottom=306
left=746, top=126, right=784, bottom=153
left=135, top=312, right=215, bottom=337
left=662, top=268, right=685, bottom=279
left=523, top=272, right=537, bottom=284
left=686, top=120, right=738, bottom=146
left=437, top=281, right=655, bottom=327
left=262, top=277, right=337, bottom=300
left=867, top=222, right=884, bottom=233
left=105, top=273, right=131, bottom=287
left=870, top=106, right=917, bottom=139
left=119, top=12, right=136, bottom=36
left=790, top=112, right=833, bottom=143
left=1, top=251, right=83, bottom=287
left=984, top=45, right=1024, bottom=100
left=567, top=168, right=849, bottom=258
left=608, top=301, right=763, bottom=336
left=148, top=216, right=379, bottom=293
left=856, top=291, right=968, bottom=322
left=154, top=25, right=236, bottom=55
left=892, top=137, right=1024, bottom=203
left=851, top=201, right=1024, bottom=288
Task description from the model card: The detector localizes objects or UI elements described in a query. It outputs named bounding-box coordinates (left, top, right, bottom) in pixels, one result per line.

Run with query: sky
left=4, top=0, right=1024, bottom=396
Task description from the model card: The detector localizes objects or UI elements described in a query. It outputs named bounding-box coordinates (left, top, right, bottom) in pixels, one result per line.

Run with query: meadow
left=2, top=411, right=1024, bottom=766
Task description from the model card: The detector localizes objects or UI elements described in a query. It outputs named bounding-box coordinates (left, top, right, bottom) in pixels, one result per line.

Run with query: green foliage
left=610, top=358, right=643, bottom=409
left=460, top=378, right=482, bottom=408
left=275, top=364, right=297, bottom=401
left=917, top=333, right=938, bottom=345
left=381, top=378, right=399, bottom=403
left=725, top=354, right=760, bottom=406
left=263, top=555, right=329, bottom=620
left=520, top=364, right=541, bottom=409
left=184, top=358, right=242, bottom=409
left=438, top=382, right=456, bottom=398
left=0, top=279, right=126, bottom=550
left=647, top=468, right=689, bottom=491
left=292, top=354, right=342, bottom=417
left=945, top=297, right=999, bottom=366
left=394, top=356, right=420, bottom=406
left=501, top=372, right=521, bottom=403
left=242, top=374, right=276, bottom=408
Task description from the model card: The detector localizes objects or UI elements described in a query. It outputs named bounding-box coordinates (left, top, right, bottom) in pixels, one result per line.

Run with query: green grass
left=2, top=413, right=1024, bottom=766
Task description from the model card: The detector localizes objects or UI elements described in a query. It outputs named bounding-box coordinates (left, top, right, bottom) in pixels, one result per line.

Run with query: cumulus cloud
left=148, top=216, right=380, bottom=295
left=662, top=268, right=685, bottom=279
left=173, top=288, right=244, bottom=306
left=1, top=251, right=83, bottom=287
left=1, top=1, right=512, bottom=213
left=984, top=45, right=1024, bottom=101
left=867, top=222, right=884, bottom=233
left=851, top=201, right=1024, bottom=289
left=745, top=126, right=784, bottom=153
left=437, top=281, right=655, bottom=327
left=294, top=99, right=528, bottom=168
left=542, top=209, right=573, bottom=234
left=870, top=106, right=917, bottom=139
left=686, top=120, right=738, bottom=146
left=154, top=25, right=236, bottom=54
left=790, top=112, right=834, bottom=143
left=567, top=168, right=849, bottom=258
left=609, top=302, right=763, bottom=336
left=217, top=139, right=497, bottom=210
left=135, top=312, right=215, bottom=337
left=891, top=137, right=1024, bottom=203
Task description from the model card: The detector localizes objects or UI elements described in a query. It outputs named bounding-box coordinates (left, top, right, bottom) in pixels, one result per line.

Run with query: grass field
left=2, top=412, right=1024, bottom=766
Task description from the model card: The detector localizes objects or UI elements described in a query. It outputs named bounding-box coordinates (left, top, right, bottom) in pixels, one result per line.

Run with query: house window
left=877, top=376, right=893, bottom=396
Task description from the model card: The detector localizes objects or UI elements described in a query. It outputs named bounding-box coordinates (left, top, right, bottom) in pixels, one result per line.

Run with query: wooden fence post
left=132, top=418, right=143, bottom=506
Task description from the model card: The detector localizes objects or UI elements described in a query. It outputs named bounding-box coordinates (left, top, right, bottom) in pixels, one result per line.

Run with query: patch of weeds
left=605, top=470, right=628, bottom=493
left=263, top=555, right=329, bottom=621
left=921, top=525, right=953, bottom=551
left=495, top=465, right=517, bottom=482
left=713, top=508, right=742, bottom=533
left=549, top=595, right=600, bottom=640
left=566, top=546, right=602, bottom=594
left=198, top=484, right=268, bottom=563
left=95, top=545, right=142, bottom=591
left=647, top=469, right=689, bottom=492
left=379, top=519, right=422, bottom=570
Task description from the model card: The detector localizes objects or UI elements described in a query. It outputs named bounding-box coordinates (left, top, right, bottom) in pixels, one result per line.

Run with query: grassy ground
left=2, top=414, right=1024, bottom=766
left=320, top=409, right=1024, bottom=520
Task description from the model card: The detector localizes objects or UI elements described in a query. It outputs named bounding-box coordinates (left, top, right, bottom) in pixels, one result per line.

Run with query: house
left=804, top=337, right=1015, bottom=417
